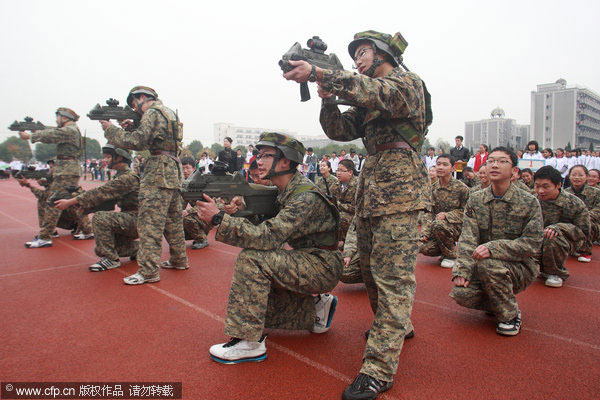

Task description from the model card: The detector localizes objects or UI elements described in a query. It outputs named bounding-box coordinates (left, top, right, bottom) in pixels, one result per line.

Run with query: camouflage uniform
left=76, top=164, right=140, bottom=260
left=419, top=177, right=470, bottom=259
left=315, top=173, right=339, bottom=203
left=30, top=123, right=84, bottom=240
left=565, top=184, right=600, bottom=253
left=181, top=196, right=210, bottom=242
left=336, top=175, right=359, bottom=239
left=341, top=216, right=362, bottom=284
left=469, top=182, right=490, bottom=194
left=538, top=190, right=590, bottom=280
left=104, top=99, right=188, bottom=277
left=319, top=61, right=431, bottom=380
left=449, top=184, right=543, bottom=321
left=215, top=172, right=343, bottom=341
left=515, top=179, right=535, bottom=195
left=461, top=176, right=478, bottom=188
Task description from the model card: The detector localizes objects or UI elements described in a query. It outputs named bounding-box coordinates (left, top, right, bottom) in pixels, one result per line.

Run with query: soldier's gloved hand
left=196, top=194, right=220, bottom=224
left=452, top=276, right=470, bottom=288
left=472, top=245, right=490, bottom=260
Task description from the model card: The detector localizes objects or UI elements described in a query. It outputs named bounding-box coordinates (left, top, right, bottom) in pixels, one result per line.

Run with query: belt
left=56, top=155, right=77, bottom=160
left=151, top=150, right=180, bottom=163
left=368, top=141, right=412, bottom=156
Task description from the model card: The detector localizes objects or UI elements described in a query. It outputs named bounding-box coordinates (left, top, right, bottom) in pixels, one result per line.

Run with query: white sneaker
left=89, top=258, right=121, bottom=272
left=545, top=275, right=563, bottom=288
left=440, top=258, right=455, bottom=268
left=311, top=294, right=338, bottom=333
left=123, top=272, right=160, bottom=285
left=577, top=255, right=592, bottom=263
left=73, top=233, right=94, bottom=240
left=209, top=335, right=267, bottom=364
left=25, top=238, right=52, bottom=248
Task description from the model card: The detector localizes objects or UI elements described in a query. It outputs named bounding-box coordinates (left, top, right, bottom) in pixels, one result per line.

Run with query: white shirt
left=555, top=157, right=569, bottom=177
left=347, top=154, right=359, bottom=167
left=522, top=151, right=544, bottom=160
left=10, top=160, right=22, bottom=170
left=566, top=156, right=578, bottom=175
left=245, top=151, right=253, bottom=163
left=545, top=157, right=557, bottom=169
left=330, top=157, right=339, bottom=173
left=467, top=156, right=476, bottom=169
left=424, top=155, right=437, bottom=171
left=198, top=158, right=213, bottom=174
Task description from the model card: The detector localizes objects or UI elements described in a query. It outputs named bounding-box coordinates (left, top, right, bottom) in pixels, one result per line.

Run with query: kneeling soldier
left=450, top=147, right=543, bottom=336
left=55, top=145, right=140, bottom=271
left=178, top=157, right=211, bottom=251
left=197, top=133, right=343, bottom=364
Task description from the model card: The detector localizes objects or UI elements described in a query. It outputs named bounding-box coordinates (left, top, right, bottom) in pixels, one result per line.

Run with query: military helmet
left=126, top=86, right=158, bottom=107
left=102, top=144, right=132, bottom=161
left=348, top=30, right=408, bottom=67
left=256, top=132, right=305, bottom=164
left=55, top=107, right=80, bottom=121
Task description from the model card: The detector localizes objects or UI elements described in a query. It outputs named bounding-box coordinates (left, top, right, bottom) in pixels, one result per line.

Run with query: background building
left=465, top=107, right=530, bottom=150
left=530, top=79, right=600, bottom=150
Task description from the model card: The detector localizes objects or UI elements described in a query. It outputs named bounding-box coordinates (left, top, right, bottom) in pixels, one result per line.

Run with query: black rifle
left=16, top=167, right=50, bottom=180
left=8, top=116, right=53, bottom=132
left=180, top=162, right=279, bottom=218
left=279, top=36, right=348, bottom=104
left=48, top=185, right=116, bottom=215
left=87, top=98, right=141, bottom=130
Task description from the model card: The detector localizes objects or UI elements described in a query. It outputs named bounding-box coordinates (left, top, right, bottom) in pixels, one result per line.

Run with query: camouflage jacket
left=565, top=184, right=600, bottom=222
left=342, top=216, right=358, bottom=258
left=336, top=175, right=359, bottom=224
left=538, top=190, right=590, bottom=243
left=30, top=123, right=82, bottom=177
left=316, top=174, right=339, bottom=202
left=104, top=100, right=182, bottom=189
left=421, top=177, right=470, bottom=236
left=28, top=185, right=47, bottom=202
left=515, top=179, right=535, bottom=195
left=216, top=172, right=340, bottom=251
left=319, top=68, right=430, bottom=217
left=469, top=182, right=490, bottom=194
left=76, top=165, right=139, bottom=213
left=453, top=184, right=544, bottom=281
left=461, top=176, right=478, bottom=188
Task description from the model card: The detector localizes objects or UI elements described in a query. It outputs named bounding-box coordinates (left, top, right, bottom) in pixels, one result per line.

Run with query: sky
left=0, top=0, right=598, bottom=149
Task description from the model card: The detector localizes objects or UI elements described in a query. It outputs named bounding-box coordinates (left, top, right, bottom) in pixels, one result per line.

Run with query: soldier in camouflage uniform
left=469, top=163, right=491, bottom=193
left=179, top=157, right=210, bottom=250
left=284, top=30, right=432, bottom=399
left=564, top=165, right=600, bottom=262
left=460, top=166, right=478, bottom=188
left=534, top=166, right=590, bottom=288
left=335, top=159, right=359, bottom=239
left=55, top=145, right=140, bottom=271
left=197, top=133, right=342, bottom=365
left=420, top=154, right=470, bottom=269
left=315, top=159, right=339, bottom=202
left=341, top=216, right=362, bottom=284
left=450, top=147, right=543, bottom=336
left=100, top=86, right=188, bottom=284
left=513, top=168, right=536, bottom=194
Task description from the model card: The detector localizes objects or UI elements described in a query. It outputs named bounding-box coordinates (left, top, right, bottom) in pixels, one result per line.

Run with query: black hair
left=181, top=157, right=195, bottom=167
left=307, top=147, right=313, bottom=152
left=252, top=149, right=259, bottom=156
left=249, top=160, right=258, bottom=170
left=516, top=168, right=523, bottom=177
left=490, top=146, right=518, bottom=167
left=320, top=159, right=332, bottom=172
left=47, top=159, right=55, bottom=165
left=437, top=153, right=455, bottom=165
left=527, top=140, right=539, bottom=151
left=463, top=166, right=474, bottom=173
left=338, top=159, right=357, bottom=175
left=569, top=164, right=589, bottom=176
left=455, top=135, right=464, bottom=141
left=480, top=144, right=488, bottom=151
left=428, top=147, right=435, bottom=152
left=544, top=148, right=554, bottom=157
left=521, top=168, right=533, bottom=176
left=224, top=137, right=232, bottom=143
left=534, top=165, right=562, bottom=185
left=589, top=169, right=600, bottom=176
left=556, top=148, right=564, bottom=153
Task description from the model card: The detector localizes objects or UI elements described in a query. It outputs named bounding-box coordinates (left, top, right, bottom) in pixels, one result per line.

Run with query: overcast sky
left=1, top=0, right=598, bottom=149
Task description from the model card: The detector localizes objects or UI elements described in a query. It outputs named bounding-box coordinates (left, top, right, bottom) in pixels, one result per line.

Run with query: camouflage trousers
left=356, top=211, right=419, bottom=382
left=137, top=186, right=188, bottom=278
left=39, top=176, right=92, bottom=240
left=183, top=212, right=210, bottom=242
left=541, top=224, right=578, bottom=280
left=340, top=253, right=363, bottom=284
left=449, top=258, right=536, bottom=322
left=577, top=216, right=600, bottom=255
left=224, top=248, right=343, bottom=342
left=419, top=219, right=461, bottom=259
left=92, top=211, right=139, bottom=260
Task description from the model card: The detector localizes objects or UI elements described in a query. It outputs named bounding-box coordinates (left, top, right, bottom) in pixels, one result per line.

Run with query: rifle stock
left=8, top=116, right=54, bottom=132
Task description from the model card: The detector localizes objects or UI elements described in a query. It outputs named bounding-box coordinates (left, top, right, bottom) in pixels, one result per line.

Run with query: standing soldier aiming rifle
left=99, top=86, right=188, bottom=285
left=283, top=30, right=432, bottom=400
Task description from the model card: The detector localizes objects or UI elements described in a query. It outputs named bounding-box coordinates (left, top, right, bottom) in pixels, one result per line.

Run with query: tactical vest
left=287, top=183, right=341, bottom=249
left=150, top=104, right=182, bottom=154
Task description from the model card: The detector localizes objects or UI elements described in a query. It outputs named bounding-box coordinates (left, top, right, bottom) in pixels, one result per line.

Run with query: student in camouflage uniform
left=513, top=168, right=535, bottom=194
left=534, top=166, right=590, bottom=288
left=460, top=166, right=478, bottom=188
left=469, top=163, right=491, bottom=193
left=100, top=86, right=188, bottom=285
left=55, top=145, right=140, bottom=272
left=521, top=168, right=535, bottom=190
left=335, top=159, right=359, bottom=239
left=341, top=216, right=361, bottom=284
left=197, top=132, right=342, bottom=365
left=315, top=159, right=339, bottom=202
left=564, top=165, right=600, bottom=263
left=178, top=157, right=210, bottom=250
left=450, top=147, right=543, bottom=336
left=284, top=30, right=432, bottom=399
left=420, top=154, right=470, bottom=269
left=18, top=107, right=89, bottom=247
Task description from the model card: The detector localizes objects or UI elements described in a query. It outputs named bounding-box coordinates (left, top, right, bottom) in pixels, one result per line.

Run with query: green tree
left=566, top=141, right=572, bottom=151
left=187, top=140, right=204, bottom=158
left=421, top=137, right=433, bottom=154
left=34, top=142, right=57, bottom=162
left=590, top=142, right=595, bottom=151
left=84, top=138, right=102, bottom=160
left=0, top=136, right=33, bottom=162
left=211, top=143, right=224, bottom=155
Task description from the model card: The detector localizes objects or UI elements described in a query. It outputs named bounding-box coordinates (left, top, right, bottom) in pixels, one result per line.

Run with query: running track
left=1, top=179, right=599, bottom=400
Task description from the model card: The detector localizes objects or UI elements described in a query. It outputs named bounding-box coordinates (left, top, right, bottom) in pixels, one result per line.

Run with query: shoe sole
left=545, top=281, right=563, bottom=288
left=577, top=258, right=591, bottom=263
left=123, top=276, right=160, bottom=285
left=73, top=236, right=94, bottom=240
left=24, top=243, right=52, bottom=248
left=89, top=264, right=121, bottom=272
left=160, top=264, right=189, bottom=270
left=209, top=353, right=267, bottom=364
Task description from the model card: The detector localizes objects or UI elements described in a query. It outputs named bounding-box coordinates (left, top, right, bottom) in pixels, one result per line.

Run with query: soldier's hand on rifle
left=18, top=131, right=31, bottom=140
left=16, top=177, right=29, bottom=187
left=283, top=60, right=313, bottom=83
left=222, top=196, right=245, bottom=215
left=54, top=197, right=78, bottom=210
left=316, top=82, right=334, bottom=99
left=99, top=120, right=114, bottom=131
left=118, top=120, right=133, bottom=130
left=196, top=194, right=220, bottom=224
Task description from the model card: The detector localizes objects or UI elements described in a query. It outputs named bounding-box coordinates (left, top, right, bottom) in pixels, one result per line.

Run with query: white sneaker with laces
left=577, top=255, right=591, bottom=263
left=25, top=238, right=52, bottom=248
left=311, top=294, right=338, bottom=333
left=440, top=258, right=455, bottom=268
left=73, top=233, right=94, bottom=240
left=89, top=258, right=121, bottom=272
left=123, top=272, right=160, bottom=285
left=545, top=275, right=563, bottom=288
left=209, top=335, right=267, bottom=364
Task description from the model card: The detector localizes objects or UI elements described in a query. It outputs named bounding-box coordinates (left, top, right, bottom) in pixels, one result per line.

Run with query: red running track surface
left=1, top=178, right=599, bottom=400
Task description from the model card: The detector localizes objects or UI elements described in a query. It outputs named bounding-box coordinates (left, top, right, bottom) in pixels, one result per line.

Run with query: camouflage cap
left=126, top=86, right=158, bottom=107
left=256, top=132, right=305, bottom=164
left=55, top=107, right=80, bottom=121
left=102, top=144, right=132, bottom=161
left=348, top=30, right=408, bottom=67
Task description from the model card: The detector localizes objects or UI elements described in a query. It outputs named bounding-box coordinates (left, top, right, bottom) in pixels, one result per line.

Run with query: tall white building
left=465, top=107, right=530, bottom=150
left=531, top=79, right=600, bottom=149
left=213, top=123, right=297, bottom=147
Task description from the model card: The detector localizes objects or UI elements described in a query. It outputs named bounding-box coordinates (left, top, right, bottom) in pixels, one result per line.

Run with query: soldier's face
left=336, top=165, right=353, bottom=183
left=320, top=162, right=330, bottom=175
left=182, top=164, right=195, bottom=179
left=588, top=170, right=600, bottom=186
left=487, top=152, right=514, bottom=182
left=435, top=158, right=453, bottom=178
left=428, top=166, right=437, bottom=180
left=569, top=167, right=587, bottom=189
left=103, top=154, right=113, bottom=166
left=535, top=178, right=561, bottom=200
left=249, top=168, right=269, bottom=185
left=522, top=172, right=533, bottom=183
left=256, top=147, right=278, bottom=178
left=353, top=44, right=375, bottom=75
left=478, top=167, right=489, bottom=184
